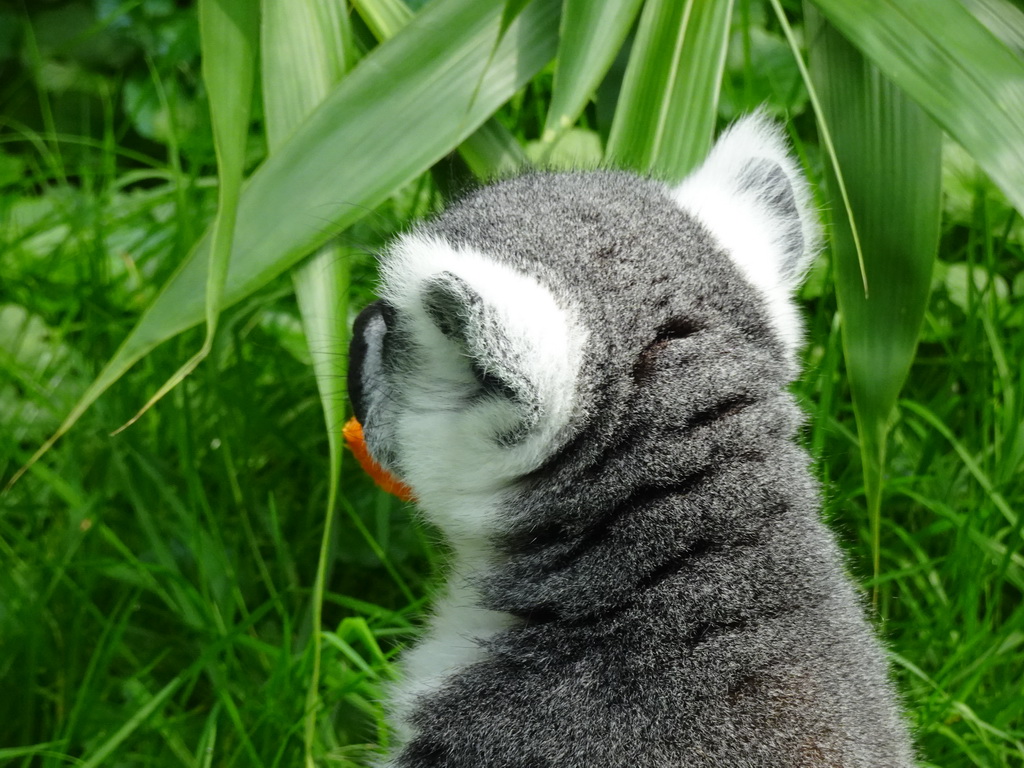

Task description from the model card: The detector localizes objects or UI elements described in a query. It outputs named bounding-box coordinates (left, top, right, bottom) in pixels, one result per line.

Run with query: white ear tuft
left=670, top=111, right=821, bottom=352
left=376, top=233, right=588, bottom=507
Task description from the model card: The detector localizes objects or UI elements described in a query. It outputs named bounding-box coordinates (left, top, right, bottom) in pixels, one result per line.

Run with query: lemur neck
left=476, top=392, right=821, bottom=626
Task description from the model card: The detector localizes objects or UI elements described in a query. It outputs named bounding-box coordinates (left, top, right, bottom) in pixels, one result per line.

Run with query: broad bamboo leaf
left=806, top=9, right=943, bottom=579
left=542, top=0, right=645, bottom=142
left=500, top=0, right=535, bottom=39
left=459, top=120, right=529, bottom=178
left=196, top=0, right=258, bottom=349
left=262, top=0, right=351, bottom=141
left=115, top=0, right=259, bottom=429
left=808, top=0, right=1024, bottom=216
left=352, top=0, right=526, bottom=177
left=607, top=0, right=734, bottom=180
left=14, top=0, right=560, bottom=482
left=261, top=0, right=352, bottom=454
left=350, top=0, right=411, bottom=40
left=770, top=0, right=867, bottom=290
left=260, top=3, right=354, bottom=762
left=962, top=0, right=1024, bottom=53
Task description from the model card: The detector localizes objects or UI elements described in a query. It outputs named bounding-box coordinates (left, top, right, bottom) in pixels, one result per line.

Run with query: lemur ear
left=380, top=233, right=585, bottom=449
left=670, top=111, right=821, bottom=350
left=421, top=271, right=538, bottom=422
left=422, top=271, right=481, bottom=346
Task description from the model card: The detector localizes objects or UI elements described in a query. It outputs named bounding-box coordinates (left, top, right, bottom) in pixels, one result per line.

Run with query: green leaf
left=13, top=0, right=560, bottom=484
left=260, top=1, right=355, bottom=764
left=527, top=127, right=603, bottom=169
left=114, top=0, right=260, bottom=431
left=352, top=0, right=527, bottom=177
left=458, top=119, right=529, bottom=178
left=198, top=0, right=259, bottom=349
left=262, top=0, right=352, bottom=143
left=807, top=0, right=1024, bottom=216
left=261, top=0, right=354, bottom=451
left=500, top=0, right=535, bottom=39
left=542, top=0, right=645, bottom=142
left=962, top=0, right=1024, bottom=53
left=607, top=0, right=734, bottom=180
left=351, top=0, right=413, bottom=39
left=806, top=8, right=943, bottom=583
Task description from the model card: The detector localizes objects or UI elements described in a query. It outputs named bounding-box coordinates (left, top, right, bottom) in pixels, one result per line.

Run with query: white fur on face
left=363, top=233, right=587, bottom=540
left=360, top=235, right=588, bottom=761
left=670, top=111, right=820, bottom=355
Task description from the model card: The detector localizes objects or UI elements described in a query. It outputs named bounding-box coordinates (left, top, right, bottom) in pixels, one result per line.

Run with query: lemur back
left=347, top=114, right=915, bottom=767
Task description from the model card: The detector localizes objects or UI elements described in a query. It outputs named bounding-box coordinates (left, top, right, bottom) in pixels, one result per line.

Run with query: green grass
left=797, top=185, right=1024, bottom=766
left=0, top=109, right=430, bottom=765
left=2, top=0, right=1023, bottom=766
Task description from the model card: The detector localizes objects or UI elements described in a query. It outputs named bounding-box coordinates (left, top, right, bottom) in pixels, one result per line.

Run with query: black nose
left=348, top=300, right=384, bottom=424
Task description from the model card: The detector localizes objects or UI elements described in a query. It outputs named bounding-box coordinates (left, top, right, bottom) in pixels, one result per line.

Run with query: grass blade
left=607, top=0, right=734, bottom=179
left=807, top=0, right=1024, bottom=216
left=78, top=675, right=185, bottom=768
left=542, top=0, right=645, bottom=142
left=11, top=0, right=560, bottom=485
left=806, top=8, right=943, bottom=585
left=902, top=400, right=1019, bottom=530
left=770, top=0, right=867, bottom=290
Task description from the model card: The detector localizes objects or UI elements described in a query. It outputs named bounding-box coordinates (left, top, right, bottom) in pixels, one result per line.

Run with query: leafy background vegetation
left=1, top=0, right=1022, bottom=766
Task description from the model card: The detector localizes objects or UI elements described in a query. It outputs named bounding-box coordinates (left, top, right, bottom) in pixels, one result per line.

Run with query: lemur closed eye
left=347, top=113, right=915, bottom=768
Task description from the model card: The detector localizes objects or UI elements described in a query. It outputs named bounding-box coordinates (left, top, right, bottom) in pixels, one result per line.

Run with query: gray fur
left=348, top=143, right=914, bottom=766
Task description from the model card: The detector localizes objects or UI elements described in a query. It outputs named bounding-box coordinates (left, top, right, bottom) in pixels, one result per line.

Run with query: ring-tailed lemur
left=347, top=113, right=915, bottom=767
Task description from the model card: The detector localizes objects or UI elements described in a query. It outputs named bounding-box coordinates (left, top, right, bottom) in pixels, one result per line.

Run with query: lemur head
left=347, top=113, right=819, bottom=537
